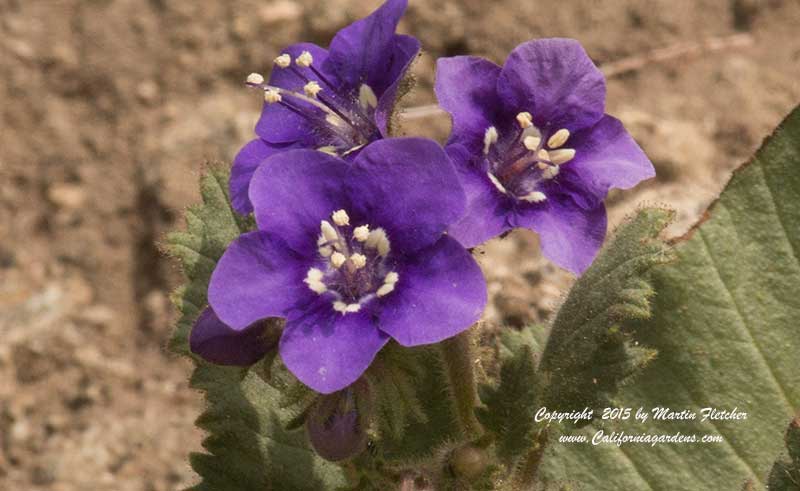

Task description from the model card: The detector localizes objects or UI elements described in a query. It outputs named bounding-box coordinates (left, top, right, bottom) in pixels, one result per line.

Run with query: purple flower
left=189, top=308, right=279, bottom=366
left=208, top=138, right=487, bottom=394
left=435, top=38, right=655, bottom=274
left=231, top=0, right=420, bottom=215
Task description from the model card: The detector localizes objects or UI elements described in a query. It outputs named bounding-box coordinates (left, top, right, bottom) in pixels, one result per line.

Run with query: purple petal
left=306, top=380, right=370, bottom=461
left=378, top=236, right=486, bottom=346
left=280, top=308, right=389, bottom=394
left=230, top=139, right=291, bottom=215
left=375, top=34, right=421, bottom=135
left=511, top=198, right=607, bottom=275
left=434, top=56, right=503, bottom=153
left=324, top=0, right=408, bottom=95
left=255, top=43, right=331, bottom=145
left=561, top=115, right=655, bottom=203
left=190, top=308, right=276, bottom=366
left=445, top=144, right=513, bottom=248
left=208, top=231, right=311, bottom=329
left=348, top=138, right=466, bottom=254
left=497, top=38, right=605, bottom=132
left=250, top=149, right=352, bottom=253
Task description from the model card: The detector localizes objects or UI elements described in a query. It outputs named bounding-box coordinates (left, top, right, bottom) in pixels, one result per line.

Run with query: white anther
left=358, top=84, right=378, bottom=109
left=353, top=225, right=370, bottom=242
left=487, top=172, right=507, bottom=194
left=304, top=268, right=327, bottom=294
left=350, top=253, right=367, bottom=269
left=376, top=283, right=395, bottom=297
left=549, top=148, right=576, bottom=165
left=317, top=146, right=338, bottom=156
left=318, top=245, right=333, bottom=257
left=523, top=135, right=541, bottom=151
left=296, top=50, right=313, bottom=67
left=345, top=303, right=361, bottom=313
left=274, top=54, right=291, bottom=68
left=384, top=271, right=399, bottom=285
left=483, top=126, right=498, bottom=155
left=320, top=220, right=339, bottom=243
left=304, top=81, right=322, bottom=98
left=537, top=149, right=550, bottom=162
left=333, top=301, right=361, bottom=313
left=547, top=129, right=570, bottom=149
left=246, top=73, right=264, bottom=85
left=331, top=252, right=347, bottom=269
left=365, top=228, right=386, bottom=248
left=264, top=89, right=282, bottom=104
left=520, top=191, right=547, bottom=203
left=516, top=112, right=533, bottom=128
left=521, top=125, right=541, bottom=141
left=542, top=165, right=560, bottom=179
left=332, top=209, right=350, bottom=226
left=376, top=235, right=390, bottom=257
left=536, top=161, right=548, bottom=170
left=326, top=113, right=345, bottom=128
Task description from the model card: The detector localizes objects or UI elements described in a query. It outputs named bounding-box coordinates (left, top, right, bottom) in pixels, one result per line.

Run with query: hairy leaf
left=542, top=106, right=800, bottom=490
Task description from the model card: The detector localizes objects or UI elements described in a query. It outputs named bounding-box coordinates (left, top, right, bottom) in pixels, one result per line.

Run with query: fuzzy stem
left=439, top=330, right=483, bottom=440
left=512, top=428, right=549, bottom=490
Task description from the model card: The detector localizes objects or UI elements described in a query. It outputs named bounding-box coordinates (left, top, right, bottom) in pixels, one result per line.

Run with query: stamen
left=376, top=283, right=395, bottom=297
left=246, top=73, right=264, bottom=85
left=296, top=50, right=313, bottom=67
left=487, top=172, right=507, bottom=194
left=304, top=268, right=327, bottom=294
left=320, top=220, right=339, bottom=243
left=521, top=125, right=541, bottom=141
left=523, top=135, right=541, bottom=151
left=537, top=149, right=550, bottom=162
left=547, top=129, right=570, bottom=149
left=516, top=112, right=533, bottom=128
left=365, top=228, right=390, bottom=257
left=264, top=89, right=282, bottom=104
left=520, top=191, right=547, bottom=203
left=318, top=245, right=333, bottom=257
left=333, top=301, right=361, bottom=314
left=274, top=54, right=291, bottom=68
left=303, top=81, right=322, bottom=98
left=353, top=225, right=370, bottom=242
left=358, top=84, right=378, bottom=110
left=542, top=165, right=560, bottom=179
left=350, top=253, right=367, bottom=269
left=317, top=146, right=338, bottom=156
left=331, top=252, right=346, bottom=269
left=326, top=113, right=346, bottom=128
left=384, top=271, right=399, bottom=284
left=549, top=148, right=576, bottom=165
left=483, top=126, right=498, bottom=155
left=332, top=209, right=350, bottom=226
left=537, top=162, right=549, bottom=170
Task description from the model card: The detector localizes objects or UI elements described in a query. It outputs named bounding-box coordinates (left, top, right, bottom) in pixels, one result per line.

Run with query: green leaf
left=165, top=165, right=346, bottom=490
left=767, top=416, right=800, bottom=491
left=542, top=106, right=800, bottom=490
left=538, top=207, right=673, bottom=414
left=478, top=327, right=540, bottom=465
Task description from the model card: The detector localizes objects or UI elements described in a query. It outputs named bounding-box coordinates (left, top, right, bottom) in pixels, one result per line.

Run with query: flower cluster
left=188, top=0, right=654, bottom=450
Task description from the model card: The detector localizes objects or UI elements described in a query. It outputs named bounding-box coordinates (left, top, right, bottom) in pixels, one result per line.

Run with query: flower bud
left=306, top=379, right=371, bottom=461
left=448, top=444, right=488, bottom=480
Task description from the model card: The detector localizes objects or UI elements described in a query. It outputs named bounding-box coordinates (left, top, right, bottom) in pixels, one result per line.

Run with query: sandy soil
left=1, top=0, right=798, bottom=489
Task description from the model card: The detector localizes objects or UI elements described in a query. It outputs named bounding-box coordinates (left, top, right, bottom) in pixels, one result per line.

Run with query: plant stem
left=439, top=330, right=483, bottom=440
left=512, top=428, right=549, bottom=490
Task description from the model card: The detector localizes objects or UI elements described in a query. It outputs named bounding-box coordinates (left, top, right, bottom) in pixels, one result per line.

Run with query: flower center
left=246, top=51, right=382, bottom=156
left=481, top=111, right=576, bottom=203
left=304, top=209, right=399, bottom=314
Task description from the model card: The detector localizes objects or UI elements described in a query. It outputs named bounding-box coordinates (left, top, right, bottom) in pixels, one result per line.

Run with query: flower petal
left=560, top=115, right=655, bottom=204
left=250, top=149, right=352, bottom=253
left=497, top=38, right=605, bottom=132
left=378, top=236, right=486, bottom=346
left=375, top=34, right=421, bottom=135
left=511, top=197, right=607, bottom=275
left=255, top=43, right=331, bottom=145
left=209, top=231, right=311, bottom=329
left=445, top=144, right=513, bottom=248
left=324, top=0, right=408, bottom=95
left=435, top=56, right=503, bottom=153
left=280, top=307, right=389, bottom=393
left=189, top=308, right=276, bottom=366
left=230, top=139, right=292, bottom=214
left=348, top=138, right=466, bottom=254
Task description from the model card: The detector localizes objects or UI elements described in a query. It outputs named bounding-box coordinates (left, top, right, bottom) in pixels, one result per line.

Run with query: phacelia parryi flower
left=435, top=38, right=655, bottom=274
left=230, top=0, right=419, bottom=214
left=206, top=138, right=486, bottom=393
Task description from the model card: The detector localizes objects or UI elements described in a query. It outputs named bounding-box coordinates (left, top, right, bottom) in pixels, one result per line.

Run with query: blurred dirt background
left=0, top=0, right=798, bottom=489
